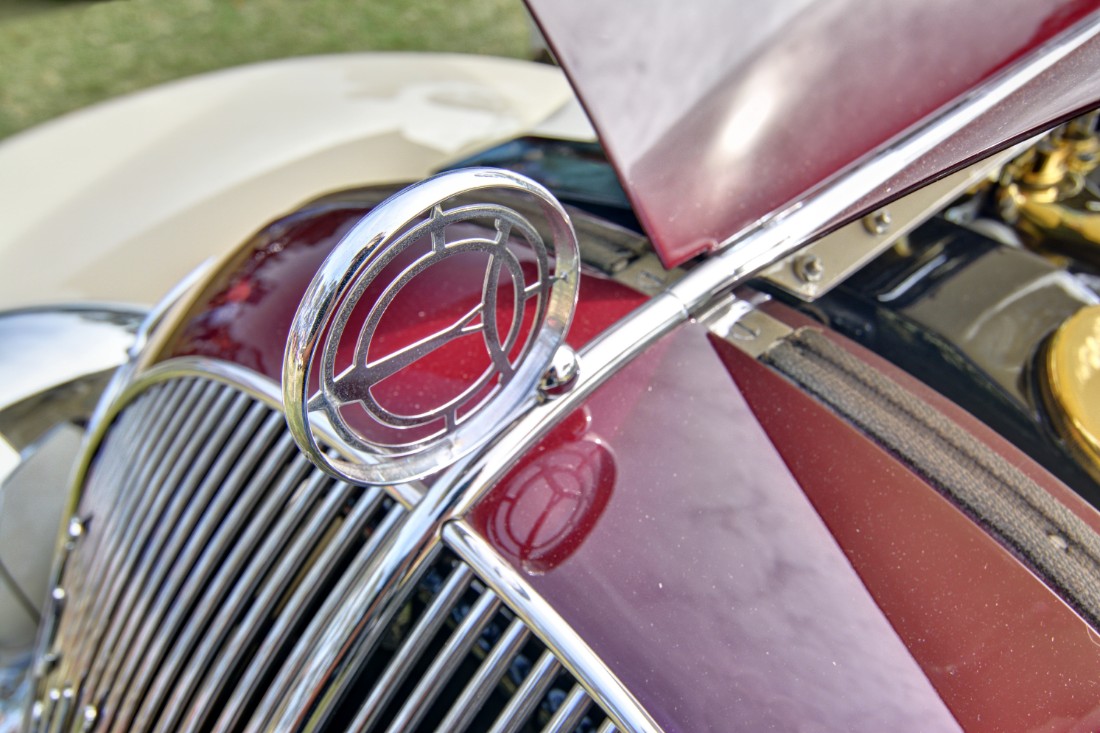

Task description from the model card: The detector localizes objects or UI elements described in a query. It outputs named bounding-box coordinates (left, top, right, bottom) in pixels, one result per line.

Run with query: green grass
left=0, top=0, right=533, bottom=140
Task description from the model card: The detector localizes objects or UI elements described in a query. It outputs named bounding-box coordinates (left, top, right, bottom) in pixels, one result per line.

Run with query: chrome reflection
left=284, top=168, right=581, bottom=487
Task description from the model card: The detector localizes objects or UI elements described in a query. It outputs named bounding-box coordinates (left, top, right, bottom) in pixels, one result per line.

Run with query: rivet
left=82, top=704, right=99, bottom=730
left=792, top=254, right=824, bottom=284
left=1047, top=532, right=1069, bottom=551
left=862, top=209, right=892, bottom=235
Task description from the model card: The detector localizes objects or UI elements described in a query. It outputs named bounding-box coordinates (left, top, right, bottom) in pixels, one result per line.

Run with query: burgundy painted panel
left=714, top=334, right=1100, bottom=732
left=160, top=197, right=648, bottom=390
left=756, top=298, right=1100, bottom=536
left=527, top=0, right=1100, bottom=266
left=472, top=324, right=961, bottom=732
left=836, top=31, right=1100, bottom=231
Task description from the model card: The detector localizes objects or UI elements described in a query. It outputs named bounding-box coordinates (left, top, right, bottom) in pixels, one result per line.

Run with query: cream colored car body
left=0, top=52, right=584, bottom=310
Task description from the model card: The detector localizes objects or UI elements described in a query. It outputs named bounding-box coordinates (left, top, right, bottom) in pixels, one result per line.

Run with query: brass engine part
left=1039, top=304, right=1100, bottom=484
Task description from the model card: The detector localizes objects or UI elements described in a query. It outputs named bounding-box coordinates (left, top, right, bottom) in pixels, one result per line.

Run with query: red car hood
left=527, top=0, right=1100, bottom=267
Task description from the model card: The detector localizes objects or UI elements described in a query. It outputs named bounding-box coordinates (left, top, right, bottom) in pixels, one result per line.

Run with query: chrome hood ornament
left=283, top=168, right=580, bottom=486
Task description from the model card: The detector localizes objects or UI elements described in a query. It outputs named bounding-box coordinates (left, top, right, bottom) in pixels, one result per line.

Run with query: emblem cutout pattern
left=284, top=168, right=580, bottom=486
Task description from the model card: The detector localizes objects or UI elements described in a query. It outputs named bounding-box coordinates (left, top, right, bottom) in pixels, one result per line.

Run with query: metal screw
left=51, top=586, right=66, bottom=612
left=862, top=209, right=892, bottom=235
left=792, top=254, right=824, bottom=283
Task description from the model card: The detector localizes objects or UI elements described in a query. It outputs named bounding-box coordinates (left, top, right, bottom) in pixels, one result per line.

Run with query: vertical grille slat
left=348, top=563, right=475, bottom=732
left=487, top=651, right=562, bottom=733
left=156, top=465, right=342, bottom=733
left=433, top=617, right=531, bottom=733
left=81, top=390, right=258, bottom=715
left=57, top=380, right=190, bottom=652
left=182, top=486, right=393, bottom=733
left=36, top=374, right=623, bottom=733
left=63, top=381, right=224, bottom=694
left=541, top=685, right=591, bottom=733
left=115, top=424, right=313, bottom=733
left=381, top=590, right=503, bottom=733
left=104, top=407, right=288, bottom=733
left=227, top=507, right=430, bottom=733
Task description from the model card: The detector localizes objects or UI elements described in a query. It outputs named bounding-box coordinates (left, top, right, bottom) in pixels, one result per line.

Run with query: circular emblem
left=283, top=168, right=580, bottom=486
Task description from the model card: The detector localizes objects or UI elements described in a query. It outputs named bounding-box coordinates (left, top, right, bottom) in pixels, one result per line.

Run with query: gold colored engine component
left=1039, top=304, right=1100, bottom=483
left=999, top=111, right=1100, bottom=262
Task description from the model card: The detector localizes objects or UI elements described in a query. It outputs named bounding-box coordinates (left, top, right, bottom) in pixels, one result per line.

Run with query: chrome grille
left=33, top=376, right=616, bottom=733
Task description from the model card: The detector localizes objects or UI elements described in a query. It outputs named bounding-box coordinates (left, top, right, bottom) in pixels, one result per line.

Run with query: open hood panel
left=527, top=0, right=1100, bottom=266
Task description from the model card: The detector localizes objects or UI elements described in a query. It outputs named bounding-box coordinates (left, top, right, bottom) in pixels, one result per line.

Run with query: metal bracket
left=760, top=144, right=1027, bottom=301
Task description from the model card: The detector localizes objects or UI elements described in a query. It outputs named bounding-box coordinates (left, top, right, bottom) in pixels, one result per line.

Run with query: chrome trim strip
left=444, top=521, right=661, bottom=733
left=353, top=26, right=1100, bottom=731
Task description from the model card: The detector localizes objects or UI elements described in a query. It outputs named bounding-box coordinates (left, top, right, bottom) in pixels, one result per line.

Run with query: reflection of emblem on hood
left=283, top=168, right=580, bottom=486
left=472, top=414, right=615, bottom=574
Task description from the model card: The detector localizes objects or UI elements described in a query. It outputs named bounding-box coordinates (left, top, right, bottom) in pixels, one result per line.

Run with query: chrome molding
left=444, top=520, right=661, bottom=733
left=0, top=304, right=144, bottom=415
left=305, top=22, right=1100, bottom=731
left=700, top=291, right=793, bottom=359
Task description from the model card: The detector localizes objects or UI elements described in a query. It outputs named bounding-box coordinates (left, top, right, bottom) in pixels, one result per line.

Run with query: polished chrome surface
left=0, top=305, right=142, bottom=416
left=701, top=292, right=793, bottom=359
left=0, top=304, right=143, bottom=504
left=44, top=40, right=1097, bottom=720
left=33, top=376, right=407, bottom=731
left=86, top=357, right=425, bottom=508
left=38, top=369, right=620, bottom=732
left=284, top=168, right=581, bottom=486
left=444, top=521, right=660, bottom=733
left=537, top=345, right=580, bottom=399
left=392, top=22, right=1100, bottom=609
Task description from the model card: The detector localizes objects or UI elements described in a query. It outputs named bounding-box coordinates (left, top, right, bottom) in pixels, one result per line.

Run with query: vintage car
left=3, top=0, right=1100, bottom=731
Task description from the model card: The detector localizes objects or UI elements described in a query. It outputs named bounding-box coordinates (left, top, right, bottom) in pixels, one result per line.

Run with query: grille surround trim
left=31, top=356, right=660, bottom=733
